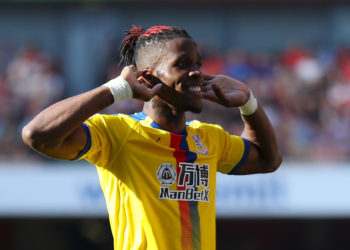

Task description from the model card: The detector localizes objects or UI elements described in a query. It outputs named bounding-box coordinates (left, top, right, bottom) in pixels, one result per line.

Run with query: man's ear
left=141, top=69, right=163, bottom=87
left=141, top=68, right=156, bottom=78
left=142, top=68, right=152, bottom=74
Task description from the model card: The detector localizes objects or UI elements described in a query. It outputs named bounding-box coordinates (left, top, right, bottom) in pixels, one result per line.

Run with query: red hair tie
left=124, top=25, right=144, bottom=45
left=141, top=26, right=172, bottom=38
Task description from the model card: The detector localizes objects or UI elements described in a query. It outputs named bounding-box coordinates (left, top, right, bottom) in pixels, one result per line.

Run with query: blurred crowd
left=1, top=42, right=350, bottom=162
left=0, top=44, right=65, bottom=160
left=197, top=44, right=350, bottom=162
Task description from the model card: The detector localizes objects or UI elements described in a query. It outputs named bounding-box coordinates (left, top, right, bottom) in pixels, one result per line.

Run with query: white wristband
left=103, top=76, right=133, bottom=103
left=239, top=89, right=258, bottom=116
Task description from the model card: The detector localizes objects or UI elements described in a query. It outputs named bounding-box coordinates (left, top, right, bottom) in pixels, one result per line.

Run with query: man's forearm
left=22, top=86, right=113, bottom=151
left=241, top=105, right=282, bottom=171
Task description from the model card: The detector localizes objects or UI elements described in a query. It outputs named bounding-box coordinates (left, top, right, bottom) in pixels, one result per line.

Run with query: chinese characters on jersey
left=157, top=162, right=210, bottom=202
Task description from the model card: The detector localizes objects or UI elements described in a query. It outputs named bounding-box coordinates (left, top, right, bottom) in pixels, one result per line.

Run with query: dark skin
left=22, top=37, right=282, bottom=174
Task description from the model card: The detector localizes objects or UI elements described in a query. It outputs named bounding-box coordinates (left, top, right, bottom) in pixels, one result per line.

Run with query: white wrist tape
left=103, top=76, right=133, bottom=103
left=239, top=89, right=258, bottom=116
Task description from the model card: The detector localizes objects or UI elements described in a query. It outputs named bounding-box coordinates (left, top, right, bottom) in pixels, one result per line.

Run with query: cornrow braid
left=119, top=25, right=192, bottom=66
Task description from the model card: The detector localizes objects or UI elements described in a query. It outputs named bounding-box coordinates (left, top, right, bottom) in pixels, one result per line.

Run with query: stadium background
left=1, top=0, right=350, bottom=249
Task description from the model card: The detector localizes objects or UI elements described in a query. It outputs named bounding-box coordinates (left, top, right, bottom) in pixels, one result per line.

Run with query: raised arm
left=22, top=65, right=161, bottom=160
left=202, top=74, right=282, bottom=174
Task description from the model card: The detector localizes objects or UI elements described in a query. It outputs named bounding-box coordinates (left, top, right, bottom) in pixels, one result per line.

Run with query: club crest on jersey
left=191, top=134, right=208, bottom=155
left=157, top=162, right=210, bottom=202
left=156, top=163, right=177, bottom=186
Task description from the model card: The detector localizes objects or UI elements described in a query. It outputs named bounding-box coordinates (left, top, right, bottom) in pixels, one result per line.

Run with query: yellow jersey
left=78, top=112, right=250, bottom=250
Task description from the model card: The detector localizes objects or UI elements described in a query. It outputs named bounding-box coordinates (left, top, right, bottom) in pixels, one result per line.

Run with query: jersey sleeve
left=77, top=114, right=132, bottom=168
left=216, top=127, right=250, bottom=175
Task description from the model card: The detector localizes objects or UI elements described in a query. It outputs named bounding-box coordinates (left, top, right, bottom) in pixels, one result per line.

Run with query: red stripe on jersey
left=170, top=133, right=193, bottom=250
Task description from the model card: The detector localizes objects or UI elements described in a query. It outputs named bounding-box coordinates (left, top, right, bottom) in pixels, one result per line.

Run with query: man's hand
left=120, top=65, right=162, bottom=101
left=201, top=74, right=250, bottom=107
left=134, top=69, right=190, bottom=111
left=200, top=74, right=282, bottom=175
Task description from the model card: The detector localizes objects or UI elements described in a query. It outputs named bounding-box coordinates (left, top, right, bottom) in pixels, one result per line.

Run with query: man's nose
left=189, top=70, right=202, bottom=80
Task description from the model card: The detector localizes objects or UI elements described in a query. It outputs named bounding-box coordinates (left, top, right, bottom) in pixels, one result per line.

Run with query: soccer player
left=22, top=25, right=282, bottom=250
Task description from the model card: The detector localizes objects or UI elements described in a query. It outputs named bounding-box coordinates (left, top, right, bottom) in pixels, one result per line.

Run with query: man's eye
left=177, top=62, right=187, bottom=68
left=196, top=63, right=202, bottom=69
left=176, top=61, right=201, bottom=70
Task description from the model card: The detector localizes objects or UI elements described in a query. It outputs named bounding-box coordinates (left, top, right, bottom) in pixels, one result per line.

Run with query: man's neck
left=143, top=100, right=186, bottom=133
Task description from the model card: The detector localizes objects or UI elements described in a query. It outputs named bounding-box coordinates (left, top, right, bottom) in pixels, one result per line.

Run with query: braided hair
left=119, top=25, right=192, bottom=66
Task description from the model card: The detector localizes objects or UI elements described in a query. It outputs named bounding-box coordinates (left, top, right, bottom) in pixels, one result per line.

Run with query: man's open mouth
left=188, top=85, right=201, bottom=93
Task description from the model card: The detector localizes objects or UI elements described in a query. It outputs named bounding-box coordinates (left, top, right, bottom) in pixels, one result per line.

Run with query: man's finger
left=212, top=84, right=230, bottom=105
left=127, top=65, right=142, bottom=78
left=201, top=91, right=217, bottom=102
left=142, top=72, right=163, bottom=86
left=201, top=84, right=211, bottom=92
left=138, top=76, right=153, bottom=88
left=135, top=71, right=143, bottom=78
left=149, top=84, right=163, bottom=96
left=142, top=84, right=163, bottom=101
left=202, top=74, right=214, bottom=80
